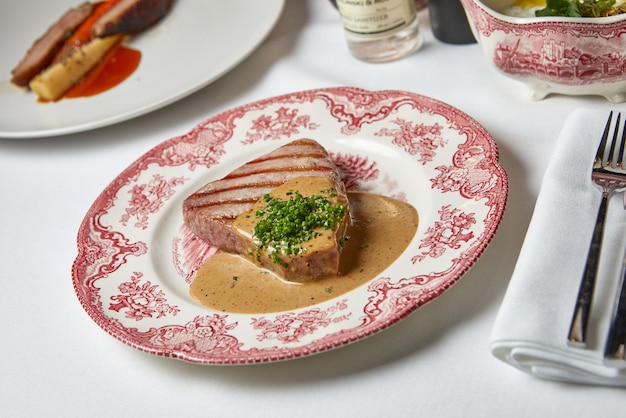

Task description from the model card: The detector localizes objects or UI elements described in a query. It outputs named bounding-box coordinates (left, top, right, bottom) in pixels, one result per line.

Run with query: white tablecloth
left=1, top=1, right=624, bottom=416
left=490, top=108, right=626, bottom=386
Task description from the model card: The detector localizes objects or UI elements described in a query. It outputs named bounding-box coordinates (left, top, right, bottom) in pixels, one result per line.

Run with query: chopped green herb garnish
left=325, top=287, right=334, bottom=293
left=359, top=244, right=369, bottom=250
left=535, top=0, right=620, bottom=17
left=230, top=276, right=240, bottom=288
left=252, top=189, right=347, bottom=265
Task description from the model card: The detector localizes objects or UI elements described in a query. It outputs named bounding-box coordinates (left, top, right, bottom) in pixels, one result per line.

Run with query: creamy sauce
left=189, top=191, right=418, bottom=314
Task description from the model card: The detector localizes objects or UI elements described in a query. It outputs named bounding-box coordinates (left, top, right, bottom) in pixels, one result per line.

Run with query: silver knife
left=603, top=231, right=626, bottom=367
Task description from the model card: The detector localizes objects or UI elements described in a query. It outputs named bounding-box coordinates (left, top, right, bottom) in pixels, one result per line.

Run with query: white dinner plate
left=72, top=87, right=508, bottom=364
left=0, top=0, right=284, bottom=138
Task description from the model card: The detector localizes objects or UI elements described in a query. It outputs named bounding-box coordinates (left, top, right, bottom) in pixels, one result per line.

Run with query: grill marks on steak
left=10, top=3, right=94, bottom=86
left=182, top=139, right=344, bottom=254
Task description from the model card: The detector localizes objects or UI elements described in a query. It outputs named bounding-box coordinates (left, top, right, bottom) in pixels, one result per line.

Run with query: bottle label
left=336, top=0, right=416, bottom=40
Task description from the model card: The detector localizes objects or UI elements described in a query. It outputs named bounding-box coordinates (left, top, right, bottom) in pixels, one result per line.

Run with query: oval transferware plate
left=72, top=87, right=508, bottom=364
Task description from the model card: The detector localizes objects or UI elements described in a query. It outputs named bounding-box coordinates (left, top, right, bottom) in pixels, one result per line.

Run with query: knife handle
left=604, top=246, right=626, bottom=368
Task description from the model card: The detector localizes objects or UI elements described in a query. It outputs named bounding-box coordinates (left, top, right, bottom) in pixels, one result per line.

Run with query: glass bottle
left=335, top=0, right=423, bottom=63
left=428, top=0, right=476, bottom=44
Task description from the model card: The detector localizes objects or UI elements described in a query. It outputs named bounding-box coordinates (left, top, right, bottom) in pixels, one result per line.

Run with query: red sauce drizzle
left=64, top=45, right=141, bottom=98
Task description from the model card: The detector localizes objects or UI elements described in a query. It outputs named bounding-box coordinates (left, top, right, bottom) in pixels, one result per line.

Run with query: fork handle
left=568, top=194, right=609, bottom=347
left=604, top=249, right=626, bottom=367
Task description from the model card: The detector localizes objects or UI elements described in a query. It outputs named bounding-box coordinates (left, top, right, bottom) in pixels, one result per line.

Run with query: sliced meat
left=91, top=0, right=175, bottom=38
left=50, top=0, right=122, bottom=66
left=182, top=139, right=344, bottom=254
left=10, top=2, right=94, bottom=87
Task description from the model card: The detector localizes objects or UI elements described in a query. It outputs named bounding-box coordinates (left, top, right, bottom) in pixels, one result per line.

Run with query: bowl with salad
left=459, top=0, right=626, bottom=102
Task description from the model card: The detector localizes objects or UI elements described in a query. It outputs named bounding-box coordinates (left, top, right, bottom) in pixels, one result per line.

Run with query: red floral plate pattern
left=72, top=87, right=508, bottom=364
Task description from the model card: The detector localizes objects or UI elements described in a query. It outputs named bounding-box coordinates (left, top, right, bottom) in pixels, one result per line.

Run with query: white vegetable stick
left=29, top=34, right=122, bottom=101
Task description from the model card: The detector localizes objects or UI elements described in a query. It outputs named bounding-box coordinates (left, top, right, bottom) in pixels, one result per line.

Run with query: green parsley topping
left=230, top=276, right=240, bottom=288
left=252, top=189, right=347, bottom=266
left=535, top=0, right=623, bottom=17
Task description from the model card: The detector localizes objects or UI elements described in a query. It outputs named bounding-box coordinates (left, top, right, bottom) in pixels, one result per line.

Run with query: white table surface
left=1, top=1, right=624, bottom=416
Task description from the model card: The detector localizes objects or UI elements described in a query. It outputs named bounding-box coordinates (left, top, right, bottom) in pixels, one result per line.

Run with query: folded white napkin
left=491, top=108, right=626, bottom=387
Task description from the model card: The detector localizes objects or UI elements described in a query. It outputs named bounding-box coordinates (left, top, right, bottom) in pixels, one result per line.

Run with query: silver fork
left=568, top=111, right=626, bottom=348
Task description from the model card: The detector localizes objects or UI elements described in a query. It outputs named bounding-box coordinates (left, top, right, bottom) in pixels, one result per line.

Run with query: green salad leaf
left=535, top=0, right=617, bottom=17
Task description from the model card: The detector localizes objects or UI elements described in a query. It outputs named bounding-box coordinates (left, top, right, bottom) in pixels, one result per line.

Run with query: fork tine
left=607, top=112, right=621, bottom=167
left=618, top=113, right=626, bottom=168
left=597, top=111, right=613, bottom=163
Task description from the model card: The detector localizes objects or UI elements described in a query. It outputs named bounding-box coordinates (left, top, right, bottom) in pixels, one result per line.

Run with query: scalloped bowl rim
left=472, top=0, right=626, bottom=25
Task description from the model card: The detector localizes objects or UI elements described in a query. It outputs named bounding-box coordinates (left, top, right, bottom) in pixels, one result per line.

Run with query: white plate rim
left=0, top=0, right=285, bottom=138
